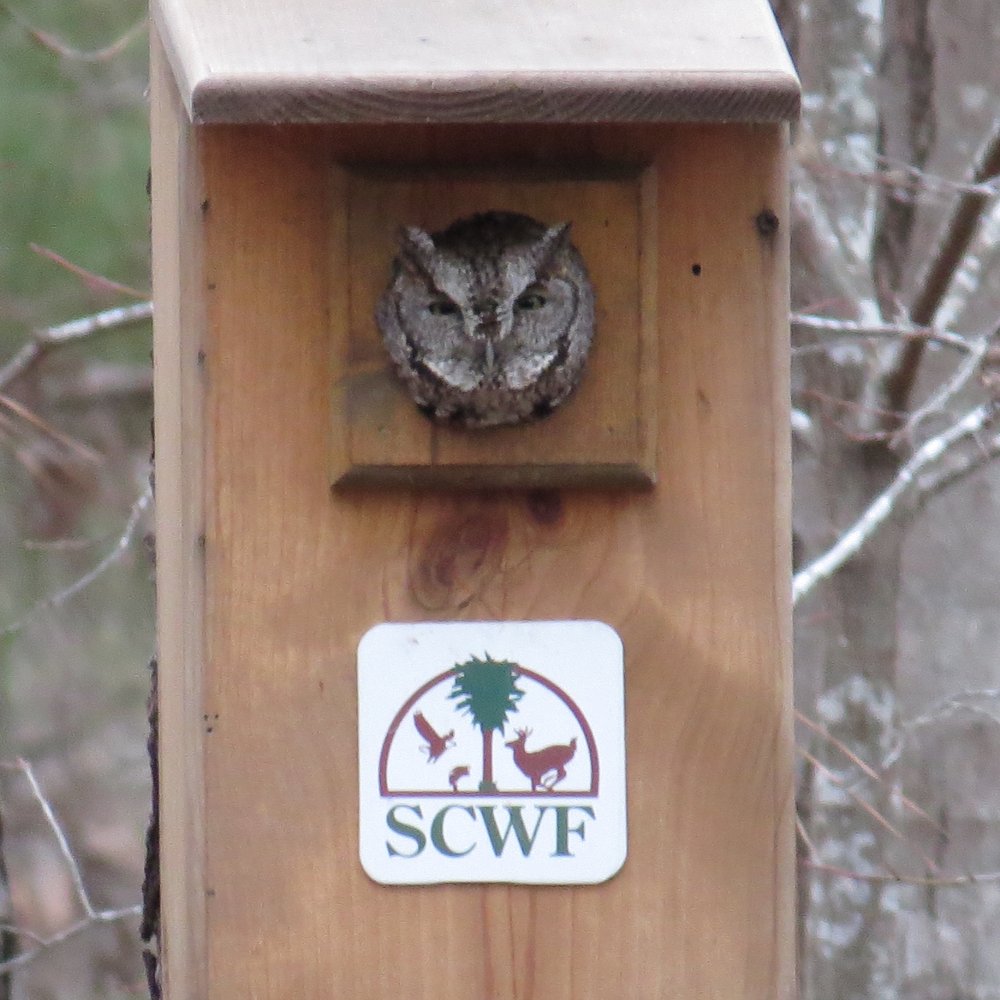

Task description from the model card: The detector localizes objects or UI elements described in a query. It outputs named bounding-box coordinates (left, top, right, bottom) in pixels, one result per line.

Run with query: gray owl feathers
left=376, top=211, right=595, bottom=428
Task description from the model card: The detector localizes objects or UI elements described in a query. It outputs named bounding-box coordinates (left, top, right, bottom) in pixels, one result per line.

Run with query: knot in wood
left=526, top=489, right=564, bottom=528
left=409, top=506, right=509, bottom=611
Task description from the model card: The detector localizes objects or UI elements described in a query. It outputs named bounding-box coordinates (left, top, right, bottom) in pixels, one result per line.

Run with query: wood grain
left=149, top=28, right=207, bottom=1000
left=333, top=165, right=656, bottom=488
left=152, top=117, right=794, bottom=998
left=150, top=0, right=799, bottom=125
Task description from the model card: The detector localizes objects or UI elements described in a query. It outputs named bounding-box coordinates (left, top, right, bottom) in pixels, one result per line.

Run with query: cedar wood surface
left=150, top=0, right=799, bottom=124
left=150, top=35, right=207, bottom=1000
left=151, top=28, right=795, bottom=1000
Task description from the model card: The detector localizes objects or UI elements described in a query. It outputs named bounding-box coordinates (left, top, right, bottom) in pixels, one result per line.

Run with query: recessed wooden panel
left=331, top=165, right=657, bottom=488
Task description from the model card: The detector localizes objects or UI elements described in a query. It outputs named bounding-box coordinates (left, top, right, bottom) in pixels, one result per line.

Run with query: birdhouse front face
left=152, top=107, right=796, bottom=1000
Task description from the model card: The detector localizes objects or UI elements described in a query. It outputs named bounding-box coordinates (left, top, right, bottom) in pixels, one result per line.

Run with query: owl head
left=376, top=211, right=595, bottom=428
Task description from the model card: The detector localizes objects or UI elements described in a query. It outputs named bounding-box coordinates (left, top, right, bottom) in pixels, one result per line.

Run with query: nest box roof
left=152, top=0, right=800, bottom=125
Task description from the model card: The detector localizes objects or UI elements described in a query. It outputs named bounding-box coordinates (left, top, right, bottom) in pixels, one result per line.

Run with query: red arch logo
left=378, top=662, right=599, bottom=798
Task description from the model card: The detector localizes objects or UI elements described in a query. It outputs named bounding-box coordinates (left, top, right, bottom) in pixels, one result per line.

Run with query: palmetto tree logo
left=448, top=654, right=525, bottom=792
left=360, top=621, right=625, bottom=886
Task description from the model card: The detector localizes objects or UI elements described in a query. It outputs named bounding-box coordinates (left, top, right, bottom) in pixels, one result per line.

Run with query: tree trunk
left=0, top=804, right=16, bottom=1000
left=799, top=433, right=906, bottom=999
left=872, top=0, right=935, bottom=320
left=479, top=728, right=496, bottom=792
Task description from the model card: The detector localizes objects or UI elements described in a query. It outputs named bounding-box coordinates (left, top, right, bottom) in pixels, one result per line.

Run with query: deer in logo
left=505, top=728, right=576, bottom=791
left=413, top=712, right=454, bottom=763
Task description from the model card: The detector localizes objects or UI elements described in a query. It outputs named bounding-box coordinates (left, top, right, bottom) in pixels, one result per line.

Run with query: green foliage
left=0, top=5, right=154, bottom=994
left=0, top=0, right=154, bottom=647
left=0, top=0, right=155, bottom=746
left=448, top=653, right=525, bottom=735
left=0, top=0, right=150, bottom=357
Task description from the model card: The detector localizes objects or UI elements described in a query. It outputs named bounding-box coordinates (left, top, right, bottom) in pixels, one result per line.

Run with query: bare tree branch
left=0, top=301, right=153, bottom=392
left=910, top=430, right=1000, bottom=502
left=0, top=482, right=153, bottom=641
left=29, top=245, right=148, bottom=300
left=0, top=5, right=147, bottom=63
left=873, top=156, right=1000, bottom=199
left=802, top=748, right=941, bottom=870
left=800, top=151, right=1000, bottom=201
left=801, top=860, right=1000, bottom=888
left=797, top=710, right=946, bottom=835
left=0, top=907, right=141, bottom=978
left=14, top=761, right=94, bottom=917
left=793, top=400, right=1000, bottom=603
left=796, top=705, right=1000, bottom=890
left=0, top=760, right=140, bottom=977
left=791, top=313, right=978, bottom=353
left=0, top=393, right=102, bottom=463
left=882, top=688, right=1000, bottom=771
left=894, top=329, right=996, bottom=445
left=883, top=118, right=1000, bottom=411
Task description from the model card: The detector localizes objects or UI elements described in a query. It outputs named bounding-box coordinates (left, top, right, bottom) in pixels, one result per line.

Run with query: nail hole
left=755, top=209, right=780, bottom=237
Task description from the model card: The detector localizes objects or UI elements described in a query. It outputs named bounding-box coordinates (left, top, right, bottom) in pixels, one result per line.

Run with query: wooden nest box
left=150, top=0, right=799, bottom=997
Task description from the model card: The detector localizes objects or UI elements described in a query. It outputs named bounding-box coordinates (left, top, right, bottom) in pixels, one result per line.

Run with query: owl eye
left=427, top=299, right=458, bottom=317
left=515, top=291, right=547, bottom=311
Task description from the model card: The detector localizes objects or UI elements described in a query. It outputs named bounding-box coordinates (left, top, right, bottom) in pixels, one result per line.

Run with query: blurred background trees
left=0, top=2, right=151, bottom=997
left=782, top=1, right=1000, bottom=998
left=1, top=0, right=999, bottom=998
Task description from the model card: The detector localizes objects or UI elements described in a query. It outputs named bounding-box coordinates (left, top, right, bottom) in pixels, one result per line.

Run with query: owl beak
left=474, top=316, right=503, bottom=373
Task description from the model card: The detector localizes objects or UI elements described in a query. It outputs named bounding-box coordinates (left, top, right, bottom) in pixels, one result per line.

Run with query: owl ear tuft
left=534, top=222, right=572, bottom=270
left=397, top=226, right=437, bottom=278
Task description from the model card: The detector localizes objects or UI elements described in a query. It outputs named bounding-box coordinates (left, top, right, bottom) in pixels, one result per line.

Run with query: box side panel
left=150, top=27, right=208, bottom=1000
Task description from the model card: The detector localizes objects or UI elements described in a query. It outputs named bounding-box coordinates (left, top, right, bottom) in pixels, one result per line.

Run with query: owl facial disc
left=376, top=211, right=595, bottom=429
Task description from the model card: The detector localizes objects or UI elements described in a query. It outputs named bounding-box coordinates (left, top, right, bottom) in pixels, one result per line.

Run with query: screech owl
left=376, top=211, right=595, bottom=428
